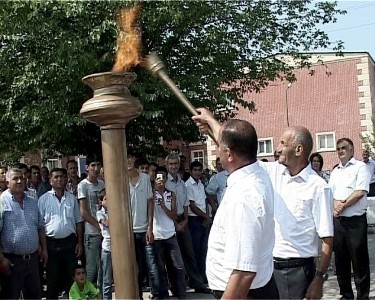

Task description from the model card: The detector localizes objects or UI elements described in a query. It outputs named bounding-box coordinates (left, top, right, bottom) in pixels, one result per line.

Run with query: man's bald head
left=288, top=126, right=313, bottom=158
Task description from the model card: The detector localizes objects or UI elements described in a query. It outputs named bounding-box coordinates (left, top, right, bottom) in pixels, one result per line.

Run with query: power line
left=326, top=22, right=375, bottom=33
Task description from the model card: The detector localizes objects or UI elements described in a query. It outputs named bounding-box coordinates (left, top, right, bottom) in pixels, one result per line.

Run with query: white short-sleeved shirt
left=364, top=159, right=375, bottom=184
left=205, top=170, right=229, bottom=205
left=166, top=173, right=188, bottom=215
left=260, top=161, right=334, bottom=258
left=186, top=177, right=206, bottom=216
left=130, top=173, right=153, bottom=233
left=206, top=161, right=275, bottom=291
left=97, top=208, right=111, bottom=252
left=153, top=190, right=175, bottom=240
left=39, top=190, right=83, bottom=239
left=77, top=178, right=105, bottom=235
left=329, top=157, right=370, bottom=217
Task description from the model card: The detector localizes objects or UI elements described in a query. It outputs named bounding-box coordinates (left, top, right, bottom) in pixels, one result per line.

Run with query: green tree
left=0, top=0, right=344, bottom=160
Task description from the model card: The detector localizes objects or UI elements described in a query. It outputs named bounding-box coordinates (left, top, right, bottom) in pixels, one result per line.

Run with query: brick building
left=186, top=52, right=375, bottom=172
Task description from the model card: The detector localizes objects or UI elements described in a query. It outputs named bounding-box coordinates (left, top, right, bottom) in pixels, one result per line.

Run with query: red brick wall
left=236, top=59, right=362, bottom=170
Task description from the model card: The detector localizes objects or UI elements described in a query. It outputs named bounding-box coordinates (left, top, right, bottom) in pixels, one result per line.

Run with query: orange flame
left=112, top=5, right=142, bottom=72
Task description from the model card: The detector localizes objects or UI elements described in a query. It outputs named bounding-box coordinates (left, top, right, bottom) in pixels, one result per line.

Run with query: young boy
left=69, top=265, right=100, bottom=300
left=96, top=189, right=113, bottom=300
left=153, top=166, right=186, bottom=298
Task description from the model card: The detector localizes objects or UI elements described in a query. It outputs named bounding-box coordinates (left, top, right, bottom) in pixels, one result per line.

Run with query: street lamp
left=285, top=82, right=292, bottom=127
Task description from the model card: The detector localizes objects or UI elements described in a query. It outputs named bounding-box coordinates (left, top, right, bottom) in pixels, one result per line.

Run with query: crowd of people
left=0, top=107, right=373, bottom=300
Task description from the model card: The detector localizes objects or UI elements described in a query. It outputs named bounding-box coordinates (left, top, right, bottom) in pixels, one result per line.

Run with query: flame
left=112, top=5, right=142, bottom=72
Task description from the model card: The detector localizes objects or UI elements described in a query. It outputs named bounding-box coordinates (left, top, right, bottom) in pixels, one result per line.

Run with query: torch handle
left=154, top=70, right=217, bottom=143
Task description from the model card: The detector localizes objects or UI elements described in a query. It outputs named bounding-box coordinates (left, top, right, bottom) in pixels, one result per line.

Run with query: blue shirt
left=0, top=189, right=44, bottom=255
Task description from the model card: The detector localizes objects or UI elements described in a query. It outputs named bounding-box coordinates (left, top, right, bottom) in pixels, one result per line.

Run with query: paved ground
left=140, top=228, right=375, bottom=300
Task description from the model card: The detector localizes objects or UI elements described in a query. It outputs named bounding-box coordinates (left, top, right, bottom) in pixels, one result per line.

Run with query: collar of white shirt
left=168, top=173, right=182, bottom=183
left=338, top=157, right=356, bottom=168
left=226, top=161, right=260, bottom=188
left=187, top=176, right=200, bottom=186
left=281, top=163, right=315, bottom=183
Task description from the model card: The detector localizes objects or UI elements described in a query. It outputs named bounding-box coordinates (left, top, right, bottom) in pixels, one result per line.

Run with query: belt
left=4, top=251, right=37, bottom=261
left=47, top=233, right=76, bottom=241
left=273, top=257, right=314, bottom=269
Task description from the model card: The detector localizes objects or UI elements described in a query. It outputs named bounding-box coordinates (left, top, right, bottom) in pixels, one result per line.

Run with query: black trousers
left=0, top=252, right=41, bottom=299
left=212, top=275, right=279, bottom=299
left=273, top=257, right=315, bottom=299
left=46, top=234, right=78, bottom=299
left=334, top=214, right=370, bottom=299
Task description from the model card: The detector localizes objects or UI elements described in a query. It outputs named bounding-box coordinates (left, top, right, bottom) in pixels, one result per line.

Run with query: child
left=96, top=189, right=113, bottom=300
left=69, top=264, right=100, bottom=300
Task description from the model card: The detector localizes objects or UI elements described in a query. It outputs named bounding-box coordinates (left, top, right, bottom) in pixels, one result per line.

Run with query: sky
left=317, top=0, right=375, bottom=59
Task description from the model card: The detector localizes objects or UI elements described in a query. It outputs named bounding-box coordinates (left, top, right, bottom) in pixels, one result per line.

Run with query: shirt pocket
left=64, top=205, right=75, bottom=224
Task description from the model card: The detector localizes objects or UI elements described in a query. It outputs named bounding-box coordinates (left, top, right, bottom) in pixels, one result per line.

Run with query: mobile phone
left=156, top=174, right=163, bottom=180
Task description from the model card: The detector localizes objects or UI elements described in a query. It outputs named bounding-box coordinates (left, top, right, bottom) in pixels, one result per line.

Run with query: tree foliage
left=0, top=0, right=344, bottom=159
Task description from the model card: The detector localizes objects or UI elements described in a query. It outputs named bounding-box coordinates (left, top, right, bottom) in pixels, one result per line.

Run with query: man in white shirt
left=192, top=115, right=278, bottom=299
left=186, top=161, right=210, bottom=282
left=362, top=149, right=375, bottom=196
left=329, top=138, right=371, bottom=299
left=127, top=149, right=160, bottom=299
left=193, top=108, right=333, bottom=299
left=205, top=158, right=229, bottom=215
left=39, top=168, right=84, bottom=299
left=165, top=153, right=210, bottom=294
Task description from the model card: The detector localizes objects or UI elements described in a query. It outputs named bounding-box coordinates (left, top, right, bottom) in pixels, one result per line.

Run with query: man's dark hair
left=135, top=158, right=149, bottom=169
left=30, top=165, right=40, bottom=172
left=50, top=168, right=67, bottom=177
left=155, top=166, right=168, bottom=176
left=190, top=161, right=203, bottom=171
left=337, top=137, right=354, bottom=149
left=86, top=154, right=102, bottom=166
left=17, top=163, right=28, bottom=170
left=216, top=157, right=220, bottom=163
left=149, top=162, right=158, bottom=168
left=127, top=147, right=139, bottom=159
left=41, top=166, right=49, bottom=171
left=66, top=159, right=78, bottom=168
left=221, top=119, right=258, bottom=160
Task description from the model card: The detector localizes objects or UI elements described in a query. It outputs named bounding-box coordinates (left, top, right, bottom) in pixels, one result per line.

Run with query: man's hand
left=39, top=248, right=48, bottom=268
left=305, top=276, right=324, bottom=299
left=175, top=223, right=185, bottom=233
left=75, top=243, right=83, bottom=258
left=202, top=215, right=211, bottom=227
left=192, top=108, right=215, bottom=134
left=146, top=228, right=154, bottom=245
left=334, top=201, right=346, bottom=217
left=0, top=256, right=12, bottom=275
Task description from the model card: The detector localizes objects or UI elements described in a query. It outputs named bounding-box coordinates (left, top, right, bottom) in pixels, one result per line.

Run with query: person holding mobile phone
left=153, top=166, right=186, bottom=299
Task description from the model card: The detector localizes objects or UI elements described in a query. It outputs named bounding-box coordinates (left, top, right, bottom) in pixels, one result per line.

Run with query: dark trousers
left=368, top=183, right=375, bottom=197
left=154, top=235, right=186, bottom=298
left=334, top=214, right=370, bottom=299
left=134, top=232, right=160, bottom=299
left=273, top=257, right=315, bottom=299
left=176, top=221, right=204, bottom=288
left=46, top=234, right=78, bottom=299
left=0, top=252, right=41, bottom=299
left=212, top=275, right=279, bottom=299
left=188, top=216, right=209, bottom=281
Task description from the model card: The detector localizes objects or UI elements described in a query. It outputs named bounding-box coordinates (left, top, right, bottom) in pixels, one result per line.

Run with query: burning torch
left=144, top=52, right=217, bottom=144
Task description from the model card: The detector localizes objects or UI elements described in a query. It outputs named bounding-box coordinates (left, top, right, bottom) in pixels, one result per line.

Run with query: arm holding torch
left=144, top=52, right=218, bottom=144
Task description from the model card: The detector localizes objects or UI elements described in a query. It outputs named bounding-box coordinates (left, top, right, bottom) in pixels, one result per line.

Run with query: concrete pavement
left=141, top=229, right=375, bottom=299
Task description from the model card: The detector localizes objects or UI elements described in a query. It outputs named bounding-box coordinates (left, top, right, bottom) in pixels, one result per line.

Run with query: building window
left=47, top=158, right=61, bottom=170
left=316, top=132, right=336, bottom=152
left=258, top=138, right=273, bottom=156
left=191, top=150, right=204, bottom=165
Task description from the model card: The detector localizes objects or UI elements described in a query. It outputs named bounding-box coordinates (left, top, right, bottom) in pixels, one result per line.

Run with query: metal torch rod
left=144, top=52, right=217, bottom=143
